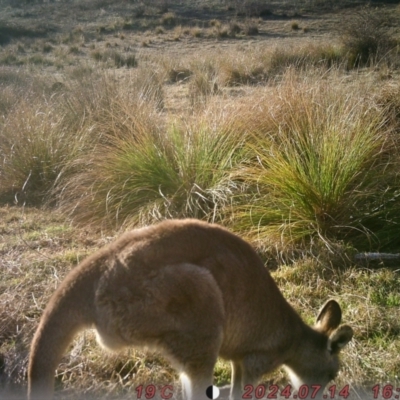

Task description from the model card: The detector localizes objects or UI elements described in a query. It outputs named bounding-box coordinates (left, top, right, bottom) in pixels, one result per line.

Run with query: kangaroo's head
left=285, top=300, right=353, bottom=397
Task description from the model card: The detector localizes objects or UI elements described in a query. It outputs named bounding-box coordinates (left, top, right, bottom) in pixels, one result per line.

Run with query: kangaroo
left=28, top=219, right=353, bottom=400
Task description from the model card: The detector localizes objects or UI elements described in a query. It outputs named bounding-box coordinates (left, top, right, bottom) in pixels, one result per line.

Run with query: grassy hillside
left=1, top=0, right=400, bottom=399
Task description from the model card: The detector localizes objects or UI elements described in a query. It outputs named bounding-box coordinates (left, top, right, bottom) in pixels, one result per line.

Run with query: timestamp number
left=135, top=384, right=173, bottom=399
left=372, top=384, right=400, bottom=399
left=242, top=384, right=350, bottom=399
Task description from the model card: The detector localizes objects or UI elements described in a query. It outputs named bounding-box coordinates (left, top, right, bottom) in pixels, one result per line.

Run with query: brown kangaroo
left=28, top=219, right=353, bottom=400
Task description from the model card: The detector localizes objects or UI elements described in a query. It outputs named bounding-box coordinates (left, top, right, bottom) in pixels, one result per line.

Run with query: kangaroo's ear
left=315, top=300, right=342, bottom=335
left=328, top=325, right=354, bottom=354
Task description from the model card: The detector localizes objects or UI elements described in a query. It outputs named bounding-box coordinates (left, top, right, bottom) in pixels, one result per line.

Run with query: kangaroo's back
left=28, top=219, right=353, bottom=400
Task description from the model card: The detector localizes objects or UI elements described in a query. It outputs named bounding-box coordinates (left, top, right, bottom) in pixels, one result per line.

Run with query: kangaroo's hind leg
left=165, top=330, right=222, bottom=400
left=94, top=262, right=225, bottom=400
left=157, top=263, right=225, bottom=400
left=230, top=360, right=243, bottom=400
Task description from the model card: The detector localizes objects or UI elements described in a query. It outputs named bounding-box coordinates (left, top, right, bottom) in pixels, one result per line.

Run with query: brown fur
left=28, top=219, right=353, bottom=400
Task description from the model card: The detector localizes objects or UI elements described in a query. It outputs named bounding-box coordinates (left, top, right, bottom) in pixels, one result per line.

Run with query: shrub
left=340, top=6, right=397, bottom=67
left=53, top=68, right=248, bottom=228
left=291, top=21, right=300, bottom=31
left=243, top=19, right=259, bottom=36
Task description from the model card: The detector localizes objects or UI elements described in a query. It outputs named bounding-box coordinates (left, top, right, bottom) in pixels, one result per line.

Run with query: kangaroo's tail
left=28, top=260, right=102, bottom=400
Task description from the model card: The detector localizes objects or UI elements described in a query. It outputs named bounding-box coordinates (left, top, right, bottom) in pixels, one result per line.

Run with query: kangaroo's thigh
left=94, top=262, right=225, bottom=352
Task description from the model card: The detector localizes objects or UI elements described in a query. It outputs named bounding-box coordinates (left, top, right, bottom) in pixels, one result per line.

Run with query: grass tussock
left=57, top=111, right=246, bottom=230
left=173, top=43, right=346, bottom=90
left=0, top=98, right=87, bottom=205
left=0, top=68, right=42, bottom=116
left=243, top=19, right=259, bottom=36
left=229, top=72, right=400, bottom=252
left=90, top=49, right=137, bottom=68
left=188, top=63, right=219, bottom=106
left=2, top=66, right=400, bottom=251
left=0, top=69, right=164, bottom=206
left=161, top=12, right=178, bottom=27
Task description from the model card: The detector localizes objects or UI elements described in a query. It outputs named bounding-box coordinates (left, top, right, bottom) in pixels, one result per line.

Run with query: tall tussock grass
left=160, top=43, right=347, bottom=92
left=0, top=99, right=87, bottom=205
left=230, top=73, right=400, bottom=252
left=57, top=110, right=247, bottom=230
left=0, top=69, right=164, bottom=205
left=2, top=66, right=400, bottom=252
